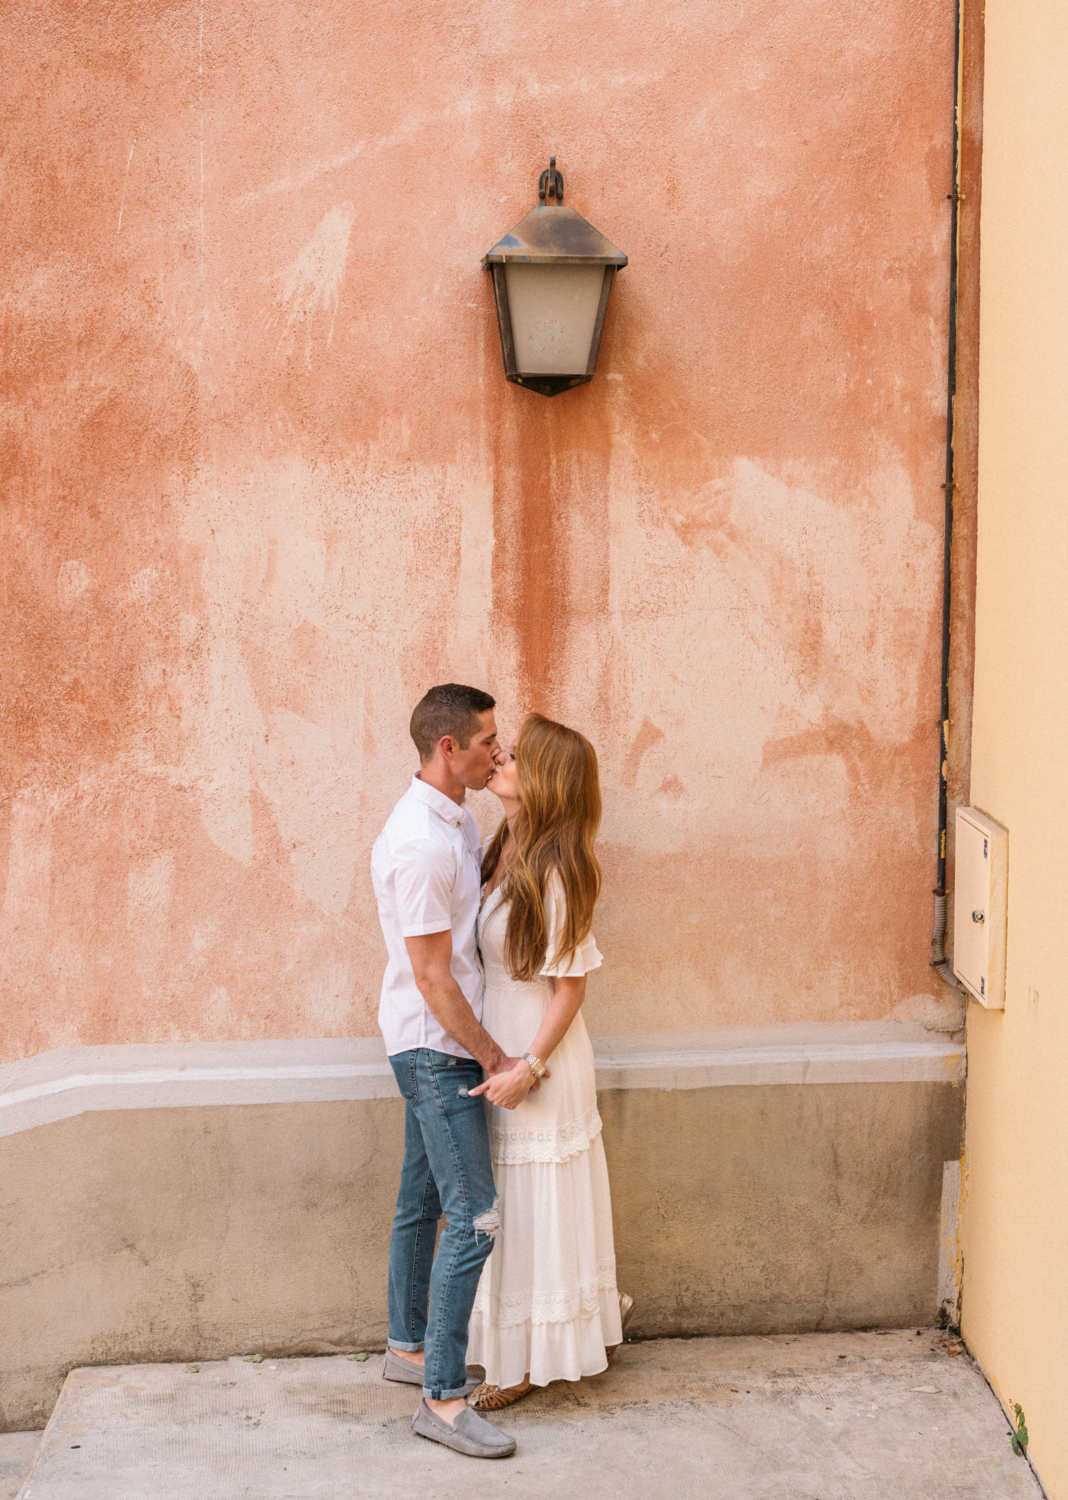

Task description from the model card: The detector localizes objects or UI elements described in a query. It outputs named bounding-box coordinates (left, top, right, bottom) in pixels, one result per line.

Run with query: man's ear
left=438, top=735, right=457, bottom=762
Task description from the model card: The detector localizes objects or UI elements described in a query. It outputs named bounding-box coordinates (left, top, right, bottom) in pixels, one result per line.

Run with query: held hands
left=470, top=1056, right=550, bottom=1110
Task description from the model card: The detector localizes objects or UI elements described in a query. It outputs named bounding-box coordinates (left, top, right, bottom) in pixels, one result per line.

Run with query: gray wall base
left=0, top=1077, right=962, bottom=1431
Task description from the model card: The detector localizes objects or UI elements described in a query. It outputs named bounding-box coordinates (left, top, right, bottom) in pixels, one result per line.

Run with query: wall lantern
left=483, top=158, right=627, bottom=397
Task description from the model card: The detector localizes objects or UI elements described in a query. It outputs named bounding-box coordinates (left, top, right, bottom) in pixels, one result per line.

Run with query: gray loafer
left=412, top=1398, right=516, bottom=1458
left=382, top=1348, right=481, bottom=1395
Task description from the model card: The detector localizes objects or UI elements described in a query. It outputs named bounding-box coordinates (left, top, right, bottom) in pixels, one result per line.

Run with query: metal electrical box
left=953, top=807, right=1008, bottom=1008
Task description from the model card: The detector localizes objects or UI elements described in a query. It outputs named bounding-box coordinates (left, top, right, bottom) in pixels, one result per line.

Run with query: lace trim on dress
left=488, top=1102, right=604, bottom=1165
left=472, top=1263, right=619, bottom=1328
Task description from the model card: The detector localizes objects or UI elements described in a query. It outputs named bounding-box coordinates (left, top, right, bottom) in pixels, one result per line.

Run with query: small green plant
left=1010, top=1403, right=1028, bottom=1456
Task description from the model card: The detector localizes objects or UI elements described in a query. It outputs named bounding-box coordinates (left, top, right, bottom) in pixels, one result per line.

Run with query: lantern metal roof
left=482, top=205, right=628, bottom=268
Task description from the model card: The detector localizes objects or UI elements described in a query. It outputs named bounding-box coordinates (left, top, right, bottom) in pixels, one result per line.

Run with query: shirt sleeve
left=539, top=871, right=604, bottom=979
left=392, top=839, right=456, bottom=938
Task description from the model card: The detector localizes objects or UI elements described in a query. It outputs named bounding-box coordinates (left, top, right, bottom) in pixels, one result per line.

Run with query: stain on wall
left=0, top=0, right=959, bottom=1061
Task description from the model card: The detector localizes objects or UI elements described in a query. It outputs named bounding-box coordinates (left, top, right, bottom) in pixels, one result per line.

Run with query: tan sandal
left=468, top=1379, right=534, bottom=1411
left=606, top=1292, right=635, bottom=1359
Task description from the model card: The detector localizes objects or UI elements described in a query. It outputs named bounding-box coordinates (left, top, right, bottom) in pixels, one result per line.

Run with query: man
left=371, top=683, right=523, bottom=1459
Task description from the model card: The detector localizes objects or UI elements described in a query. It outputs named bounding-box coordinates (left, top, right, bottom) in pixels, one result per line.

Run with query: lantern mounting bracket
left=538, top=157, right=564, bottom=205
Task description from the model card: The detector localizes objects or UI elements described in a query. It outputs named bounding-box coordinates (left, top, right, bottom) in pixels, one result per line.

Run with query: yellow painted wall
left=960, top=0, right=1068, bottom=1492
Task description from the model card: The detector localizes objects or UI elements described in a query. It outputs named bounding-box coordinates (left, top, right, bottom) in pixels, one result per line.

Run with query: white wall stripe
left=0, top=1025, right=964, bottom=1140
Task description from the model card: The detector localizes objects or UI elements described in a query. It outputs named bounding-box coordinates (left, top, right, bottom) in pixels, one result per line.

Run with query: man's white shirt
left=371, top=773, right=484, bottom=1059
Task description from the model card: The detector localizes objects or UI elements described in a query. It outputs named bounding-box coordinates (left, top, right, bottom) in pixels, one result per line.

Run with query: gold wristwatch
left=523, top=1052, right=547, bottom=1080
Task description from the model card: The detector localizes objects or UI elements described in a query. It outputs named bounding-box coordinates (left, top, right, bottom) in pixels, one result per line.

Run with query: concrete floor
left=0, top=1437, right=39, bottom=1500
left=13, top=1331, right=1044, bottom=1500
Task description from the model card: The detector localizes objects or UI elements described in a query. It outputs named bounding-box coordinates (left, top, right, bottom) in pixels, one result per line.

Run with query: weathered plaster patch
left=1, top=792, right=55, bottom=936
left=274, top=203, right=354, bottom=356
left=255, top=709, right=357, bottom=914
left=127, top=854, right=175, bottom=931
left=56, top=561, right=93, bottom=609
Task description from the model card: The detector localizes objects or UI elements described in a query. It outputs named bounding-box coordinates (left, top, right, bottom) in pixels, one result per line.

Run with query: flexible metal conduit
left=930, top=0, right=966, bottom=992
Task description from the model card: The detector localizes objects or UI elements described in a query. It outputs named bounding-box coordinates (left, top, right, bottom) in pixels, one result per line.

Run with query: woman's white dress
left=466, top=877, right=623, bottom=1388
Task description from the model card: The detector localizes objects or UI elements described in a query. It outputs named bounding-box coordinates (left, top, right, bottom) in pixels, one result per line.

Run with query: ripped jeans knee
left=472, top=1197, right=500, bottom=1246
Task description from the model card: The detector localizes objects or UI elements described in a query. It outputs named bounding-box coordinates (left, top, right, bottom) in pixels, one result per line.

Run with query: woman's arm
left=527, top=975, right=586, bottom=1064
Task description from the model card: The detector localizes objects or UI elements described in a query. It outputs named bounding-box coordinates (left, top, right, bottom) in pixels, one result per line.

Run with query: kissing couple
left=370, top=683, right=632, bottom=1459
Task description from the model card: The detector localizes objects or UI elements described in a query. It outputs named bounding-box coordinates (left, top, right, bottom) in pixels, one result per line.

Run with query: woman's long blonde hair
left=481, top=713, right=602, bottom=982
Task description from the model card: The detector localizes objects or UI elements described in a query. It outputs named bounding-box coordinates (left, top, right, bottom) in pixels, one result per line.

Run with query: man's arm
left=405, top=930, right=513, bottom=1075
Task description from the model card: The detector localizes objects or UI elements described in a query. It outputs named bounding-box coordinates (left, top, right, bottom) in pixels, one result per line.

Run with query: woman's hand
left=470, top=1057, right=549, bottom=1110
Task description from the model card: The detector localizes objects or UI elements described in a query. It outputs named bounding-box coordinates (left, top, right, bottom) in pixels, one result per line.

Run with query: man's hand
left=470, top=1057, right=550, bottom=1110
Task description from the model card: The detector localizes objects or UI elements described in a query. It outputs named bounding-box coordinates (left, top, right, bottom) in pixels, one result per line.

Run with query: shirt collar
left=409, top=772, right=468, bottom=828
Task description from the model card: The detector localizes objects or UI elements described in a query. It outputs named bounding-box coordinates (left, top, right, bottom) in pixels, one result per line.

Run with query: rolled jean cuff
left=388, top=1340, right=423, bottom=1353
left=423, top=1383, right=469, bottom=1401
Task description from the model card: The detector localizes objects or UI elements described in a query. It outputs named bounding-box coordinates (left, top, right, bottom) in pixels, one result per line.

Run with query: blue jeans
left=387, top=1049, right=498, bottom=1399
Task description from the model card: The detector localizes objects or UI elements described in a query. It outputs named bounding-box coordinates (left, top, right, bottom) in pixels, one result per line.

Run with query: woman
left=466, top=713, right=632, bottom=1409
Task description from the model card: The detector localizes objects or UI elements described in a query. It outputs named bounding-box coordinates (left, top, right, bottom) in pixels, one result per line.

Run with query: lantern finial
left=538, top=157, right=564, bottom=205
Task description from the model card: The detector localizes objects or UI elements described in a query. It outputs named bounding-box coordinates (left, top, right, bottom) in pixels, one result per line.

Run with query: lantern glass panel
left=504, top=263, right=606, bottom=375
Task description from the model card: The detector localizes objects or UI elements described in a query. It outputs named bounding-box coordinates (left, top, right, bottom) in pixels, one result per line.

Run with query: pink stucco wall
left=0, top=0, right=960, bottom=1061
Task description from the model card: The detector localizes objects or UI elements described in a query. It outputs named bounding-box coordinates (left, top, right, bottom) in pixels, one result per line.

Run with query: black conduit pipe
left=930, top=0, right=966, bottom=992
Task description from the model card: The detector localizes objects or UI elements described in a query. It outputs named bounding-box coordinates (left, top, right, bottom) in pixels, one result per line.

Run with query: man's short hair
left=410, top=683, right=496, bottom=763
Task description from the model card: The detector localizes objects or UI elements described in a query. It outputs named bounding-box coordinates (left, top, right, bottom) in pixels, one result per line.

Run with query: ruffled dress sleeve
left=539, top=872, right=603, bottom=979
